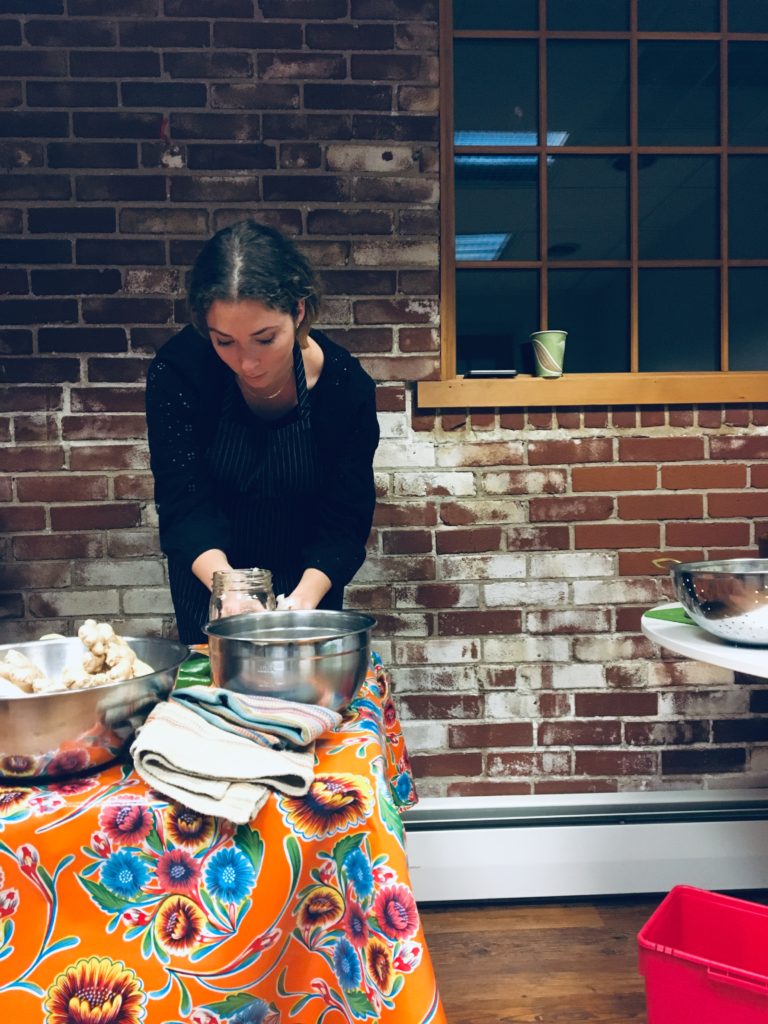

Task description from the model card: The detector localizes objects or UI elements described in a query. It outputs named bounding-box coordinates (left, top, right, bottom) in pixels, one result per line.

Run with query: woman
left=145, top=219, right=380, bottom=644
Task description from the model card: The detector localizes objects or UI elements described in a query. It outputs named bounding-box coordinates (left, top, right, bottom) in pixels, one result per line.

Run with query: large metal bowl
left=0, top=636, right=189, bottom=781
left=204, top=609, right=376, bottom=711
left=671, top=558, right=768, bottom=646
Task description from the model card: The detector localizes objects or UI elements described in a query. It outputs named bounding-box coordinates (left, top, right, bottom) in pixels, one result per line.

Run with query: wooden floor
left=420, top=895, right=662, bottom=1024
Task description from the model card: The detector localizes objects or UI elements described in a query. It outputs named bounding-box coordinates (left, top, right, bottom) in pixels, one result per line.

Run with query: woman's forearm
left=191, top=549, right=233, bottom=591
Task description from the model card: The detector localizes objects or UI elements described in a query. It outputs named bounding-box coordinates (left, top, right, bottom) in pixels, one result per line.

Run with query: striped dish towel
left=130, top=687, right=341, bottom=824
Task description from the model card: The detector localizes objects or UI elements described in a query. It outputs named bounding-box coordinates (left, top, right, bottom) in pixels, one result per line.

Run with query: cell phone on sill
left=463, top=369, right=518, bottom=378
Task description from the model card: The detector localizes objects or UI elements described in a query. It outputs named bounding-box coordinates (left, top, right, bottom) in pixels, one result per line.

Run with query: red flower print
left=392, top=938, right=423, bottom=974
left=99, top=798, right=153, bottom=847
left=341, top=897, right=370, bottom=949
left=373, top=884, right=419, bottom=941
left=156, top=848, right=201, bottom=896
left=0, top=889, right=19, bottom=918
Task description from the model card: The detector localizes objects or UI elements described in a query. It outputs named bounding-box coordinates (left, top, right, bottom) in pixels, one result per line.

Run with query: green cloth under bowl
left=644, top=606, right=694, bottom=625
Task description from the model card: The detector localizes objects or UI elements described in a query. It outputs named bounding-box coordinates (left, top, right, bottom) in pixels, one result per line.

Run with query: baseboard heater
left=402, top=789, right=768, bottom=903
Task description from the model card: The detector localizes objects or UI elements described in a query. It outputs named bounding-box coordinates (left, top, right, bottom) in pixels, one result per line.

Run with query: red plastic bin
left=638, top=885, right=768, bottom=1024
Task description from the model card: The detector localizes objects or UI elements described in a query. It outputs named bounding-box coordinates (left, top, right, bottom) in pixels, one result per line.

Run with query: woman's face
left=206, top=298, right=303, bottom=394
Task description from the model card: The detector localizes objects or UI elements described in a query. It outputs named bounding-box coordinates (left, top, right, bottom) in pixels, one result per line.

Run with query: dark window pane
left=454, top=41, right=538, bottom=145
left=547, top=0, right=629, bottom=31
left=638, top=0, right=719, bottom=32
left=729, top=43, right=768, bottom=146
left=639, top=156, right=719, bottom=259
left=548, top=270, right=630, bottom=373
left=729, top=269, right=768, bottom=370
left=729, top=0, right=768, bottom=33
left=455, top=156, right=539, bottom=261
left=638, top=42, right=719, bottom=145
left=639, top=269, right=720, bottom=371
left=456, top=269, right=539, bottom=374
left=548, top=41, right=629, bottom=146
left=548, top=156, right=628, bottom=260
left=729, top=156, right=768, bottom=258
left=454, top=0, right=537, bottom=30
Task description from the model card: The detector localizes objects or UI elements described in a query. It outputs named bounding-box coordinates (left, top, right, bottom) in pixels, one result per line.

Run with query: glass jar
left=208, top=568, right=276, bottom=623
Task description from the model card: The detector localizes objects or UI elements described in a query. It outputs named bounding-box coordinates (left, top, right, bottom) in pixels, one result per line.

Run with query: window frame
left=418, top=0, right=768, bottom=408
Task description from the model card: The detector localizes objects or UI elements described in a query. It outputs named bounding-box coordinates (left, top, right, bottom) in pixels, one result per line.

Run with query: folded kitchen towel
left=130, top=688, right=341, bottom=824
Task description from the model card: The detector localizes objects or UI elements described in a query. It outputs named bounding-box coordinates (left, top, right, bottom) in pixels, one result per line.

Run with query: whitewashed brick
left=33, top=590, right=120, bottom=617
left=355, top=555, right=435, bottom=584
left=573, top=636, right=648, bottom=661
left=372, top=640, right=393, bottom=663
left=658, top=689, right=747, bottom=716
left=708, top=771, right=768, bottom=790
left=440, top=499, right=526, bottom=524
left=529, top=552, right=615, bottom=578
left=400, top=721, right=449, bottom=752
left=484, top=580, right=568, bottom=606
left=315, top=297, right=350, bottom=325
left=123, top=587, right=174, bottom=614
left=483, top=469, right=567, bottom=495
left=391, top=664, right=482, bottom=692
left=326, top=144, right=418, bottom=173
left=572, top=578, right=661, bottom=605
left=376, top=411, right=410, bottom=439
left=394, top=583, right=480, bottom=608
left=73, top=560, right=165, bottom=587
left=393, top=471, right=475, bottom=496
left=435, top=442, right=525, bottom=468
left=515, top=664, right=548, bottom=689
left=526, top=609, right=610, bottom=633
left=650, top=661, right=734, bottom=687
left=485, top=691, right=540, bottom=719
left=394, top=638, right=481, bottom=664
left=375, top=441, right=436, bottom=469
left=551, top=663, right=606, bottom=689
left=618, top=777, right=705, bottom=792
left=439, top=553, right=526, bottom=580
left=351, top=239, right=438, bottom=266
left=484, top=635, right=571, bottom=662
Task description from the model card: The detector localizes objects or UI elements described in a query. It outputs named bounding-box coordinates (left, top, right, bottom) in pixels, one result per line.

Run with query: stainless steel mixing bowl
left=204, top=609, right=376, bottom=711
left=671, top=558, right=768, bottom=646
left=0, top=636, right=189, bottom=781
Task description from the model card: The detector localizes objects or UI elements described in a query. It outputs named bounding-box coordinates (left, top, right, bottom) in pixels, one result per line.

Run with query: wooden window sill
left=417, top=372, right=768, bottom=409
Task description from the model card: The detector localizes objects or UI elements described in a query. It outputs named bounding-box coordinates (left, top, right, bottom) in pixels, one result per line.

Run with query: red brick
left=618, top=494, right=704, bottom=520
left=625, top=721, right=710, bottom=745
left=574, top=751, right=657, bottom=775
left=61, top=414, right=146, bottom=440
left=114, top=474, right=154, bottom=500
left=0, top=446, right=65, bottom=472
left=437, top=610, right=522, bottom=636
left=661, top=463, right=748, bottom=489
left=13, top=533, right=105, bottom=560
left=508, top=526, right=570, bottom=550
left=575, top=692, right=658, bottom=716
left=665, top=522, right=751, bottom=547
left=393, top=583, right=466, bottom=608
left=449, top=723, right=532, bottom=748
left=619, top=437, right=706, bottom=462
left=528, top=609, right=611, bottom=635
left=538, top=721, right=621, bottom=745
left=381, top=530, right=432, bottom=554
left=487, top=752, right=571, bottom=776
left=16, top=475, right=108, bottom=502
left=447, top=781, right=532, bottom=796
left=537, top=693, right=571, bottom=716
left=572, top=465, right=657, bottom=492
left=619, top=550, right=702, bottom=576
left=411, top=752, right=484, bottom=777
left=0, top=506, right=46, bottom=532
left=436, top=528, right=502, bottom=554
left=50, top=504, right=142, bottom=531
left=708, top=492, right=768, bottom=518
left=530, top=496, right=613, bottom=523
left=374, top=502, right=437, bottom=527
left=398, top=695, right=483, bottom=719
left=575, top=523, right=660, bottom=549
left=486, top=666, right=517, bottom=688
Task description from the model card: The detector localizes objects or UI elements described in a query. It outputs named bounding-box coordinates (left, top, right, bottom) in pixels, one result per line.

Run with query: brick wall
left=2, top=0, right=768, bottom=797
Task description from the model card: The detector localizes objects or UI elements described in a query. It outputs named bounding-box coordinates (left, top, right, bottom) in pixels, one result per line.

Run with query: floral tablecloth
left=0, top=654, right=446, bottom=1024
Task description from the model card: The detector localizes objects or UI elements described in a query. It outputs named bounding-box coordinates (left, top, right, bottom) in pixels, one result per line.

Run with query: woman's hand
left=285, top=568, right=332, bottom=611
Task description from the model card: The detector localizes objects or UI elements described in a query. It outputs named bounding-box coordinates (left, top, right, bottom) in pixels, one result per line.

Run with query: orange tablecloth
left=0, top=655, right=446, bottom=1023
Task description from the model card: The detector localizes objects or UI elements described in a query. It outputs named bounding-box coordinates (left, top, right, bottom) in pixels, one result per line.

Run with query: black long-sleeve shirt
left=145, top=324, right=379, bottom=641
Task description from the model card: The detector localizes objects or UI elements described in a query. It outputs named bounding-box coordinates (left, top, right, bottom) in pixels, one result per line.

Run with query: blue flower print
left=230, top=997, right=271, bottom=1023
left=100, top=848, right=150, bottom=899
left=394, top=772, right=413, bottom=802
left=344, top=847, right=374, bottom=899
left=334, top=936, right=362, bottom=991
left=204, top=846, right=256, bottom=904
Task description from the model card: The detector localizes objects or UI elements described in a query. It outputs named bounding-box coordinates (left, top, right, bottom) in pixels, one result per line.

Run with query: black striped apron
left=168, top=344, right=319, bottom=644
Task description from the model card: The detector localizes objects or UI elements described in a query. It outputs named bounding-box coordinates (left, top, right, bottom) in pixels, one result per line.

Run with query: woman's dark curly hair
left=188, top=219, right=321, bottom=348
